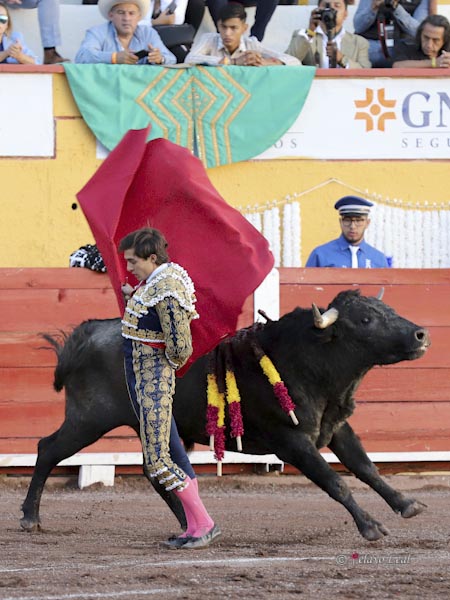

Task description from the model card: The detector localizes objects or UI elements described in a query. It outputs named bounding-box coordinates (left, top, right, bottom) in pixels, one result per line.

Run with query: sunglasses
left=0, top=16, right=9, bottom=24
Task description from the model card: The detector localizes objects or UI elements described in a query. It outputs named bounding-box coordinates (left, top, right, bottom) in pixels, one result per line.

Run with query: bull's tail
left=40, top=333, right=69, bottom=392
left=41, top=320, right=115, bottom=393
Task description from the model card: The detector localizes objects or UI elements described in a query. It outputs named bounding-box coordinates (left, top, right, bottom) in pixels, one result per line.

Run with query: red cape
left=77, top=127, right=274, bottom=374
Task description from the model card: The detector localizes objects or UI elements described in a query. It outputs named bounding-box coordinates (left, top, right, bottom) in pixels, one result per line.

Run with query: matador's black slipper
left=161, top=535, right=192, bottom=549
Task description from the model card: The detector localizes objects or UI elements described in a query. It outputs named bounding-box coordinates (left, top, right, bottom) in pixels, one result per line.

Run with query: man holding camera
left=285, top=0, right=371, bottom=68
left=353, top=0, right=429, bottom=67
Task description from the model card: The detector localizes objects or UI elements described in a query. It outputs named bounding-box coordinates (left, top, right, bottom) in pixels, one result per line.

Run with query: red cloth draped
left=77, top=127, right=274, bottom=374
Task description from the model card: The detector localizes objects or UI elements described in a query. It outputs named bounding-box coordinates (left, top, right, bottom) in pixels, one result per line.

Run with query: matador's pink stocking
left=174, top=476, right=214, bottom=538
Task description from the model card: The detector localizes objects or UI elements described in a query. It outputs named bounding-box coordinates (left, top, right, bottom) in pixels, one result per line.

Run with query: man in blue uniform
left=306, top=196, right=388, bottom=268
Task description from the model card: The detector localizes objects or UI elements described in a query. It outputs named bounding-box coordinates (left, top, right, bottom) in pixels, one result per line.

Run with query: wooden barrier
left=1, top=268, right=450, bottom=476
left=0, top=268, right=253, bottom=458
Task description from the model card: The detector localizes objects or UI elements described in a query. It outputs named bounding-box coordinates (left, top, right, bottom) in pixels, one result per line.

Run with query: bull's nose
left=415, top=328, right=431, bottom=347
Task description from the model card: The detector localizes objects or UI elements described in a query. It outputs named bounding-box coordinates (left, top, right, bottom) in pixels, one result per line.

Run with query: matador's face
left=123, top=249, right=158, bottom=281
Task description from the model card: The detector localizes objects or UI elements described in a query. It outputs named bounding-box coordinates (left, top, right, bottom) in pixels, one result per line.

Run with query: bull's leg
left=22, top=422, right=188, bottom=533
left=276, top=432, right=389, bottom=541
left=328, top=422, right=426, bottom=518
left=21, top=421, right=112, bottom=531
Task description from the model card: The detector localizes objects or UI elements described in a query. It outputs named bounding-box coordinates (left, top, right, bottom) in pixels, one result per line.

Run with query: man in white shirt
left=286, top=0, right=371, bottom=68
left=185, top=2, right=299, bottom=66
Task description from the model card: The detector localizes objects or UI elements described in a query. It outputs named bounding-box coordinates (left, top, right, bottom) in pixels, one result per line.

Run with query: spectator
left=184, top=0, right=205, bottom=33
left=393, top=14, right=450, bottom=67
left=145, top=0, right=203, bottom=62
left=306, top=196, right=388, bottom=268
left=4, top=0, right=67, bottom=63
left=285, top=0, right=371, bottom=68
left=185, top=1, right=299, bottom=65
left=83, top=0, right=205, bottom=31
left=354, top=0, right=429, bottom=67
left=147, top=0, right=187, bottom=26
left=0, top=1, right=38, bottom=63
left=207, top=0, right=279, bottom=42
left=75, top=0, right=176, bottom=64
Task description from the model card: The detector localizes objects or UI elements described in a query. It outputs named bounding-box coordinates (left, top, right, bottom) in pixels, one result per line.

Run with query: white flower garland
left=440, top=209, right=449, bottom=267
left=291, top=200, right=301, bottom=267
left=271, top=207, right=281, bottom=267
left=282, top=202, right=292, bottom=267
left=245, top=198, right=302, bottom=267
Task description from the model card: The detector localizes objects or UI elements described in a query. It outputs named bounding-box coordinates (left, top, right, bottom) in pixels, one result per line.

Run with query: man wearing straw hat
left=75, top=0, right=176, bottom=64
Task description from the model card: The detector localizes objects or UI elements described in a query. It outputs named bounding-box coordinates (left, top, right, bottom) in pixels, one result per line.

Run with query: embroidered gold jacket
left=121, top=263, right=199, bottom=369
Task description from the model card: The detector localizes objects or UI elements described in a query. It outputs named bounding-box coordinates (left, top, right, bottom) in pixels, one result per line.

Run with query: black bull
left=21, top=290, right=431, bottom=541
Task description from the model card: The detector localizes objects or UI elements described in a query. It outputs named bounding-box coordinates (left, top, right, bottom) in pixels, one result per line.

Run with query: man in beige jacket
left=286, top=0, right=371, bottom=68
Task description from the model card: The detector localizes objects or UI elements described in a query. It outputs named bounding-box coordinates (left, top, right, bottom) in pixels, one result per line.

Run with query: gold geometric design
left=194, top=67, right=251, bottom=166
left=354, top=88, right=397, bottom=132
left=170, top=75, right=194, bottom=151
left=191, top=78, right=218, bottom=163
left=196, top=72, right=234, bottom=165
left=136, top=70, right=193, bottom=146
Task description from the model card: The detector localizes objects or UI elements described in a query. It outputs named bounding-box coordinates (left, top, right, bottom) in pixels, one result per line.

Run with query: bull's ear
left=312, top=304, right=339, bottom=329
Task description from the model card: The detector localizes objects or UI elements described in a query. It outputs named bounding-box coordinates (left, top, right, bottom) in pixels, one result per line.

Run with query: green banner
left=193, top=65, right=315, bottom=167
left=64, top=64, right=315, bottom=168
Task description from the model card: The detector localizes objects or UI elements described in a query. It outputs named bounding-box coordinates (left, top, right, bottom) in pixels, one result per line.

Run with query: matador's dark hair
left=118, top=227, right=169, bottom=265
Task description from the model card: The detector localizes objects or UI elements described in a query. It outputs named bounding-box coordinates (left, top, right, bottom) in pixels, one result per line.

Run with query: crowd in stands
left=1, top=0, right=66, bottom=63
left=1, top=0, right=450, bottom=68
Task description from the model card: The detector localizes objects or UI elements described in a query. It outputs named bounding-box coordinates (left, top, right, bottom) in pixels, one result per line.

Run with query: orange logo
left=354, top=88, right=396, bottom=132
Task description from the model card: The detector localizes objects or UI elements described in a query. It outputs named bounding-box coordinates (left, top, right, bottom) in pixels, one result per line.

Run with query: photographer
left=285, top=0, right=371, bottom=68
left=353, top=0, right=429, bottom=67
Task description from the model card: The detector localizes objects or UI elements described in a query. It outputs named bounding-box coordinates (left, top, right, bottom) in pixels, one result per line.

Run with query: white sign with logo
left=255, top=78, right=450, bottom=160
left=0, top=74, right=53, bottom=157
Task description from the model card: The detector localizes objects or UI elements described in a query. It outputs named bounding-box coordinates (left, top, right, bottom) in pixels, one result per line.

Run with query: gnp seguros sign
left=255, top=77, right=450, bottom=160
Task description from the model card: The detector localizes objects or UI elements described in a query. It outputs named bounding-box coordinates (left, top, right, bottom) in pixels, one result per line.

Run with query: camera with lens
left=377, top=0, right=397, bottom=54
left=316, top=3, right=337, bottom=31
left=380, top=0, right=397, bottom=19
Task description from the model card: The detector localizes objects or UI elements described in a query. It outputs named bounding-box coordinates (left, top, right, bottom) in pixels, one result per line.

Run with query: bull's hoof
left=20, top=517, right=41, bottom=532
left=360, top=521, right=389, bottom=541
left=401, top=499, right=427, bottom=519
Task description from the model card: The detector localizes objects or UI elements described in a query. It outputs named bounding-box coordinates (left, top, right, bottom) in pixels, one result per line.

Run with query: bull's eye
left=361, top=317, right=370, bottom=325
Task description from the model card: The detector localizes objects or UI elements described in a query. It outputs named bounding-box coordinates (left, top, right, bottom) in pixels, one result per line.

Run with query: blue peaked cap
left=334, top=196, right=373, bottom=216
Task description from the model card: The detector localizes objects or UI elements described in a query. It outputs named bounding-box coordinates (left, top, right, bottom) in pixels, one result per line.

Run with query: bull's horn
left=376, top=287, right=384, bottom=300
left=257, top=309, right=273, bottom=322
left=312, top=304, right=339, bottom=329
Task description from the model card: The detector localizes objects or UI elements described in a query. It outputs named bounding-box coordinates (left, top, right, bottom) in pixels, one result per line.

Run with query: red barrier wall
left=1, top=268, right=449, bottom=459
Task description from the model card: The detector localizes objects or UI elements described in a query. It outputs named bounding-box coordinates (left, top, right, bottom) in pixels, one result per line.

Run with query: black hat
left=334, top=196, right=373, bottom=216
